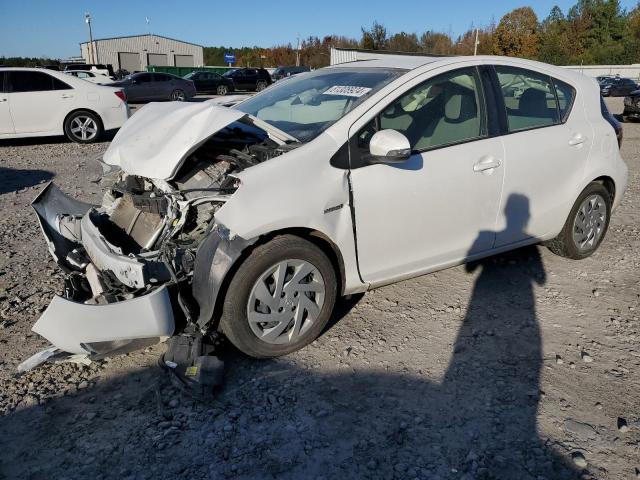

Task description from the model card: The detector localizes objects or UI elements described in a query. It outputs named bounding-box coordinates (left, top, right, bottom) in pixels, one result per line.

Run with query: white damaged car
left=29, top=55, right=627, bottom=360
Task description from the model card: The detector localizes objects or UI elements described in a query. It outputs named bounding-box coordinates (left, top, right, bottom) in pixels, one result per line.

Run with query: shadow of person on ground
left=437, top=193, right=577, bottom=479
left=0, top=195, right=582, bottom=479
left=0, top=166, right=54, bottom=195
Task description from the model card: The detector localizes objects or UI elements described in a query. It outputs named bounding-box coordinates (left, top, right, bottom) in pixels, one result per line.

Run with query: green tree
left=419, top=31, right=453, bottom=54
left=538, top=6, right=572, bottom=64
left=361, top=21, right=388, bottom=50
left=388, top=32, right=420, bottom=52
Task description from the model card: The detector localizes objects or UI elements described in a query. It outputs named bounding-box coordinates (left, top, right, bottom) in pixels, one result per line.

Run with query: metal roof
left=327, top=56, right=449, bottom=70
left=79, top=33, right=203, bottom=48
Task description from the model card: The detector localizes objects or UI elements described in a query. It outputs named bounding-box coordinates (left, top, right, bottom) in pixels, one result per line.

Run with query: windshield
left=223, top=70, right=236, bottom=77
left=234, top=67, right=404, bottom=142
left=184, top=72, right=196, bottom=79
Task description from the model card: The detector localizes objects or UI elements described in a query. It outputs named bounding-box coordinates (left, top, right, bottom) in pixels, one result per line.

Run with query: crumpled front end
left=28, top=113, right=297, bottom=361
left=31, top=183, right=178, bottom=357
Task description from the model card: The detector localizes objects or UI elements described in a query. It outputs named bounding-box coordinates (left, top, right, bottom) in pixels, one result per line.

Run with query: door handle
left=0, top=98, right=6, bottom=102
left=61, top=94, right=73, bottom=99
left=473, top=157, right=502, bottom=172
left=569, top=133, right=586, bottom=146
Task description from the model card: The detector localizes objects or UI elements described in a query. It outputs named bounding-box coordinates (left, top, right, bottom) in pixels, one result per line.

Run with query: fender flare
left=192, top=227, right=256, bottom=330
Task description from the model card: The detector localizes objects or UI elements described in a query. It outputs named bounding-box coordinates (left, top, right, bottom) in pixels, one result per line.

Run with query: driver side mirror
left=368, top=129, right=412, bottom=164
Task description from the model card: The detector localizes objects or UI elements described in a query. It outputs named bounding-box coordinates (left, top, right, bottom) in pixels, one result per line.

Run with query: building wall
left=80, top=34, right=203, bottom=71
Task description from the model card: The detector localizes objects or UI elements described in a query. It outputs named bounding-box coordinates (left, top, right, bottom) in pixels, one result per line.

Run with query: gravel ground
left=0, top=98, right=638, bottom=480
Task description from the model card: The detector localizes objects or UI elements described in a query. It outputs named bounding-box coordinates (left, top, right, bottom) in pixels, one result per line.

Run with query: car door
left=349, top=66, right=505, bottom=284
left=191, top=72, right=205, bottom=91
left=0, top=72, right=15, bottom=134
left=7, top=70, right=74, bottom=134
left=127, top=73, right=154, bottom=101
left=151, top=73, right=172, bottom=100
left=492, top=65, right=592, bottom=246
left=624, top=79, right=637, bottom=95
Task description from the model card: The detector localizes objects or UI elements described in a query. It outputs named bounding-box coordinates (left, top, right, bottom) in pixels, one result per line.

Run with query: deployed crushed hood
left=103, top=100, right=296, bottom=180
left=103, top=101, right=245, bottom=180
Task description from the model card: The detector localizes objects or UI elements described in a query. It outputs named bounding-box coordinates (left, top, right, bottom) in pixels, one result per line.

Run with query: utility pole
left=473, top=28, right=480, bottom=56
left=295, top=33, right=300, bottom=67
left=85, top=13, right=95, bottom=63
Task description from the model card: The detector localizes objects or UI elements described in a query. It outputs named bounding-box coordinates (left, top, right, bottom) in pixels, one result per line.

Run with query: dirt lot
left=0, top=97, right=638, bottom=480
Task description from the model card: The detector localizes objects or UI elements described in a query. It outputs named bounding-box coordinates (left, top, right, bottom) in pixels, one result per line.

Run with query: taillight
left=114, top=90, right=126, bottom=102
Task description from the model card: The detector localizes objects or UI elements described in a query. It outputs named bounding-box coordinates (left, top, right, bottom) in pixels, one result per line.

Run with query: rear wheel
left=256, top=81, right=268, bottom=92
left=170, top=89, right=186, bottom=101
left=545, top=182, right=612, bottom=259
left=219, top=235, right=337, bottom=358
left=63, top=110, right=103, bottom=144
left=216, top=84, right=228, bottom=95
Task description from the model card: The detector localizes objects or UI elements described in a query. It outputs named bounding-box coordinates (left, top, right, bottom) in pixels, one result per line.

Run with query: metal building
left=80, top=34, right=204, bottom=72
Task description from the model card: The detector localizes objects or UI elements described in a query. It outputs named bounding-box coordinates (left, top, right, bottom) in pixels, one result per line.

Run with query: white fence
left=330, top=48, right=640, bottom=79
left=562, top=65, right=640, bottom=80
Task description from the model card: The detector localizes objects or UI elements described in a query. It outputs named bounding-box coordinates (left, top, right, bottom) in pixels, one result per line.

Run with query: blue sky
left=2, top=0, right=638, bottom=58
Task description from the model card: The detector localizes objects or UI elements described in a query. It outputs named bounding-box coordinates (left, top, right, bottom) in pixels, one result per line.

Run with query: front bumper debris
left=32, top=182, right=93, bottom=271
left=80, top=211, right=170, bottom=289
left=33, top=286, right=175, bottom=355
left=29, top=183, right=176, bottom=358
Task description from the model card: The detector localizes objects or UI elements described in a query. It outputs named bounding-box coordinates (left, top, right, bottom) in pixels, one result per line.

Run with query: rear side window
left=495, top=66, right=560, bottom=132
left=9, top=71, right=71, bottom=92
left=553, top=79, right=576, bottom=121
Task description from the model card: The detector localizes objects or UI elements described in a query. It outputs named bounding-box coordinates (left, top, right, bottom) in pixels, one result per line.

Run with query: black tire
left=545, top=182, right=612, bottom=260
left=219, top=235, right=337, bottom=358
left=255, top=81, right=267, bottom=92
left=63, top=110, right=103, bottom=144
left=170, top=89, right=186, bottom=101
left=216, top=85, right=228, bottom=95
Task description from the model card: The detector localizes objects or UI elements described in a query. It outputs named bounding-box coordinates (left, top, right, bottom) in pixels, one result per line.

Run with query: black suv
left=272, top=65, right=311, bottom=81
left=600, top=77, right=638, bottom=97
left=184, top=71, right=234, bottom=95
left=222, top=68, right=272, bottom=91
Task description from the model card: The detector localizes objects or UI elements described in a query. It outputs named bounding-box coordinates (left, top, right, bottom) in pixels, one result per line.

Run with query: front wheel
left=219, top=235, right=337, bottom=358
left=255, top=81, right=268, bottom=92
left=170, top=89, right=186, bottom=101
left=545, top=182, right=612, bottom=259
left=64, top=110, right=103, bottom=144
left=216, top=84, right=228, bottom=95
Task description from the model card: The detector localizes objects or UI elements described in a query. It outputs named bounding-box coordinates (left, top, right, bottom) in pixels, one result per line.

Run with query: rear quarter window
left=553, top=79, right=576, bottom=122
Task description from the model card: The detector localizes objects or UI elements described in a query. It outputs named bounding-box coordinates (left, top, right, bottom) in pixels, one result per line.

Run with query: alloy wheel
left=247, top=259, right=325, bottom=345
left=171, top=89, right=186, bottom=101
left=572, top=194, right=607, bottom=252
left=69, top=116, right=98, bottom=141
left=217, top=85, right=228, bottom=95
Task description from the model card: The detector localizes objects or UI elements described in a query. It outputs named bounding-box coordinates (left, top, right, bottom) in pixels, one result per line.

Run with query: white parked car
left=0, top=67, right=129, bottom=143
left=65, top=70, right=114, bottom=85
left=27, top=56, right=627, bottom=362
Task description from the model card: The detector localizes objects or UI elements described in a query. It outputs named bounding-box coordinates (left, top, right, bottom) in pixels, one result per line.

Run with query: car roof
left=326, top=55, right=449, bottom=70
left=326, top=55, right=588, bottom=84
left=0, top=66, right=118, bottom=89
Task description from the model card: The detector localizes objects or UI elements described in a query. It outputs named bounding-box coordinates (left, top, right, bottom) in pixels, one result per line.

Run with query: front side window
left=356, top=68, right=486, bottom=153
left=495, top=66, right=559, bottom=132
left=235, top=67, right=403, bottom=142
